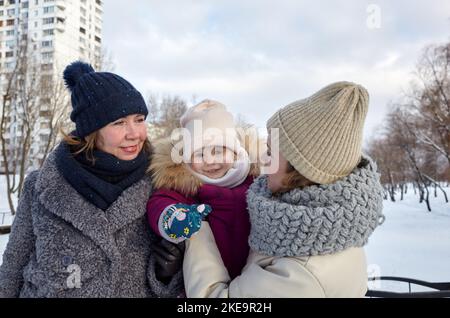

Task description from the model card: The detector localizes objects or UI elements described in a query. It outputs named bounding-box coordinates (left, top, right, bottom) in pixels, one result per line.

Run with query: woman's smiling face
left=95, top=114, right=148, bottom=160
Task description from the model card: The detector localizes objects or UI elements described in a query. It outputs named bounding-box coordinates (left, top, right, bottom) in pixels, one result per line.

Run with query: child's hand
left=159, top=203, right=212, bottom=243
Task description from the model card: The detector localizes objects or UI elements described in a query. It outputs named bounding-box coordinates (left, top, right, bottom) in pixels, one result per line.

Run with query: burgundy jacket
left=147, top=176, right=253, bottom=279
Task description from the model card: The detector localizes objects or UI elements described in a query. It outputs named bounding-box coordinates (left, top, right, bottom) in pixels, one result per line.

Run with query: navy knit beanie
left=63, top=61, right=148, bottom=138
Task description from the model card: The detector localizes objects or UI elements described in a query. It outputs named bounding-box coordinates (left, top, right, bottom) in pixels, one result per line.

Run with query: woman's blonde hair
left=60, top=128, right=152, bottom=164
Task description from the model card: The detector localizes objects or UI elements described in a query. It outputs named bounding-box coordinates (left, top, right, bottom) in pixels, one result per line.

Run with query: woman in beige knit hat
left=182, top=82, right=385, bottom=298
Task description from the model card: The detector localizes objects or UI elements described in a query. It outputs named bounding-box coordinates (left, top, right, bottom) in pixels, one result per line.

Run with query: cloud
left=102, top=0, right=450, bottom=143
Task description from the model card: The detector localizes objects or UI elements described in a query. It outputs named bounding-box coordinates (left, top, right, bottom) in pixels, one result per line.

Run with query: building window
left=43, top=29, right=54, bottom=36
left=5, top=51, right=14, bottom=58
left=5, top=62, right=15, bottom=69
left=94, top=36, right=101, bottom=43
left=43, top=17, right=54, bottom=25
left=42, top=52, right=53, bottom=60
left=41, top=63, right=53, bottom=71
left=42, top=40, right=53, bottom=48
left=7, top=9, right=15, bottom=16
left=5, top=40, right=15, bottom=49
left=7, top=19, right=15, bottom=26
left=79, top=27, right=86, bottom=34
left=6, top=29, right=15, bottom=36
left=43, top=6, right=54, bottom=14
left=39, top=110, right=51, bottom=118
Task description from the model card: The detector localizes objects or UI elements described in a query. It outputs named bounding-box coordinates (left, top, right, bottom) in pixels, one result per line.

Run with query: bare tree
left=146, top=94, right=188, bottom=140
left=412, top=43, right=450, bottom=165
left=0, top=45, right=71, bottom=214
left=0, top=39, right=43, bottom=214
left=367, top=41, right=450, bottom=212
left=38, top=69, right=72, bottom=164
left=95, top=47, right=116, bottom=72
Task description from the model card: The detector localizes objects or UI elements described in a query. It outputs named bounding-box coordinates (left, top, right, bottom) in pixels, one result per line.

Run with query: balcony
left=55, top=16, right=66, bottom=32
left=56, top=0, right=66, bottom=11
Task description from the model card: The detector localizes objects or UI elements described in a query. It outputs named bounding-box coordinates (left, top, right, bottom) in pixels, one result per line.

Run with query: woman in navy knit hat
left=0, top=61, right=184, bottom=298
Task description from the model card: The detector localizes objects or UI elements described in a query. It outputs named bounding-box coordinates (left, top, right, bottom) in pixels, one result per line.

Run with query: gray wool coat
left=0, top=150, right=183, bottom=298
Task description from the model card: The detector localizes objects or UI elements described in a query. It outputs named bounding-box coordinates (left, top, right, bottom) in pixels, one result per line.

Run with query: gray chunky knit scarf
left=247, top=156, right=385, bottom=257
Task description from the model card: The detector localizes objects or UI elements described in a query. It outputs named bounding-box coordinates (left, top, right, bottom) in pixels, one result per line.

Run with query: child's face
left=190, top=146, right=235, bottom=179
left=265, top=137, right=290, bottom=193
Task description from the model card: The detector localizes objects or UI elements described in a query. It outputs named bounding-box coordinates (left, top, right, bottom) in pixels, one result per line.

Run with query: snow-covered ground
left=366, top=186, right=450, bottom=293
left=0, top=234, right=8, bottom=265
left=0, top=175, right=18, bottom=265
left=1, top=174, right=449, bottom=293
left=0, top=175, right=19, bottom=213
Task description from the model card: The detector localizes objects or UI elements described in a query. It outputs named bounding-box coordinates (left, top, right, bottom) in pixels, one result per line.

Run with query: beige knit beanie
left=267, top=81, right=369, bottom=184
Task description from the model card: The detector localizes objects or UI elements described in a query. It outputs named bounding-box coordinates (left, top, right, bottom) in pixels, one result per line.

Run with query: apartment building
left=0, top=0, right=103, bottom=172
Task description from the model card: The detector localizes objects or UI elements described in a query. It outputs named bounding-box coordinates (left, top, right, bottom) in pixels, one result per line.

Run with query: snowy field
left=0, top=175, right=18, bottom=265
left=366, top=186, right=450, bottom=293
left=1, top=174, right=449, bottom=293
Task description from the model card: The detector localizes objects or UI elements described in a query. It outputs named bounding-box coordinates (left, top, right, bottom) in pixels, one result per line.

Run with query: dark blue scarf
left=55, top=142, right=150, bottom=210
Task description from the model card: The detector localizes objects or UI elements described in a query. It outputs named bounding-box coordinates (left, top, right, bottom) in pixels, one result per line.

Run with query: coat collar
left=35, top=150, right=152, bottom=258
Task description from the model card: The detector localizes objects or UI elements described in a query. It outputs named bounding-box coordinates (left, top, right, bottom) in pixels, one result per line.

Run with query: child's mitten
left=159, top=203, right=212, bottom=243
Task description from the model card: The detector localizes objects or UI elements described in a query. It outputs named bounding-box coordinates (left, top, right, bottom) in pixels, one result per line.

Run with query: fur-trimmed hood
left=148, top=126, right=265, bottom=196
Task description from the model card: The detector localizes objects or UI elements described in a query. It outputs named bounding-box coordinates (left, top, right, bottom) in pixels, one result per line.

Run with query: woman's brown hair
left=279, top=162, right=318, bottom=193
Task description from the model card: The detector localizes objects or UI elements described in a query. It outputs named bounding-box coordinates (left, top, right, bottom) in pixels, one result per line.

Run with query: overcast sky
left=102, top=0, right=450, bottom=143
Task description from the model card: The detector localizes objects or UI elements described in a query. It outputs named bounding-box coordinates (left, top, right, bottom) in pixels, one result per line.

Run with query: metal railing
left=367, top=276, right=450, bottom=298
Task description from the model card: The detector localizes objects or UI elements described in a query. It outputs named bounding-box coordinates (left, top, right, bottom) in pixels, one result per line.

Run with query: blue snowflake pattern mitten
left=159, top=203, right=212, bottom=243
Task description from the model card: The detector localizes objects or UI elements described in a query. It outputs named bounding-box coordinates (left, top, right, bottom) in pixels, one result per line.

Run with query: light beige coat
left=184, top=222, right=368, bottom=298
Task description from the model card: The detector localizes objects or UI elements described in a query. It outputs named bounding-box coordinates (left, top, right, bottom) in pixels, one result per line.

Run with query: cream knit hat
left=180, top=99, right=240, bottom=162
left=267, top=81, right=369, bottom=184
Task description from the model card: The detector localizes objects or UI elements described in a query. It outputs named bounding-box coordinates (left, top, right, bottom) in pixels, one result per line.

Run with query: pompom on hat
left=63, top=61, right=148, bottom=138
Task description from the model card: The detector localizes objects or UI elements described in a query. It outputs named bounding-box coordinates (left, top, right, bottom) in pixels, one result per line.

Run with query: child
left=183, top=82, right=385, bottom=297
left=147, top=100, right=261, bottom=279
